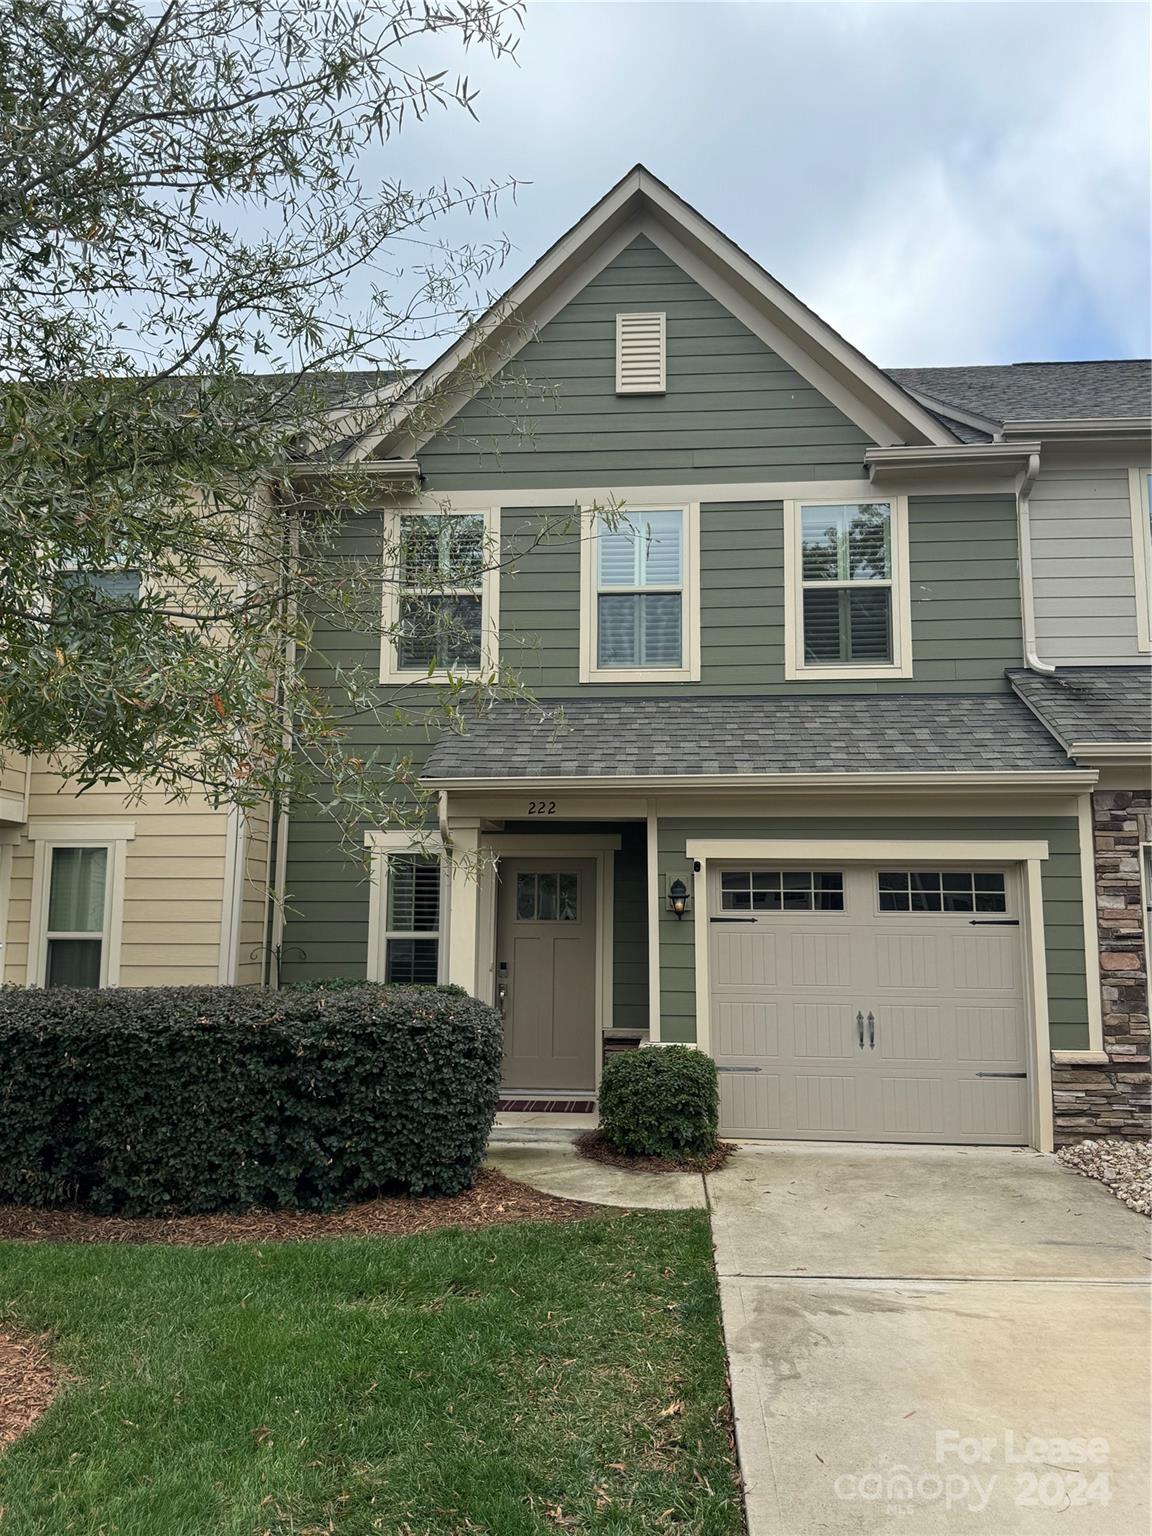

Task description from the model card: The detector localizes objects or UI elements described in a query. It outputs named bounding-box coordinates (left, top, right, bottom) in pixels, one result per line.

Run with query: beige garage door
left=709, top=863, right=1030, bottom=1144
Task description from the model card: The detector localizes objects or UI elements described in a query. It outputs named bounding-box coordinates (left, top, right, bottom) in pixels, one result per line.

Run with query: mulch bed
left=0, top=1330, right=62, bottom=1451
left=575, top=1131, right=735, bottom=1175
left=0, top=1169, right=612, bottom=1247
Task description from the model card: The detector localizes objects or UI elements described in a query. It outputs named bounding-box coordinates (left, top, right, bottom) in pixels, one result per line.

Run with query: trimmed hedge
left=0, top=984, right=502, bottom=1215
left=598, top=1045, right=719, bottom=1159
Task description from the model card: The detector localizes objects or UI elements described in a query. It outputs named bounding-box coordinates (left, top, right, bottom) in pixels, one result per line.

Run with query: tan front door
left=498, top=858, right=597, bottom=1092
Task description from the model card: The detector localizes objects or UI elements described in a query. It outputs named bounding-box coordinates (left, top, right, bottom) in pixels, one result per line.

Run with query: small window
left=45, top=846, right=108, bottom=987
left=384, top=856, right=441, bottom=983
left=395, top=513, right=485, bottom=672
left=877, top=871, right=1007, bottom=914
left=515, top=871, right=579, bottom=922
left=616, top=312, right=666, bottom=395
left=596, top=510, right=684, bottom=670
left=720, top=870, right=844, bottom=913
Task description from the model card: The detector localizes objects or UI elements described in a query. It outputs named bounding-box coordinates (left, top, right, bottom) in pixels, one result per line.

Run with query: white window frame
left=579, top=502, right=701, bottom=683
left=1127, top=468, right=1151, bottom=653
left=365, top=830, right=448, bottom=984
left=783, top=495, right=912, bottom=681
left=27, top=821, right=135, bottom=988
left=379, top=507, right=500, bottom=684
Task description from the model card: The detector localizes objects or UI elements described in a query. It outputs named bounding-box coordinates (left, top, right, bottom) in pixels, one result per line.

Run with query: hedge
left=0, top=984, right=502, bottom=1215
left=598, top=1045, right=719, bottom=1159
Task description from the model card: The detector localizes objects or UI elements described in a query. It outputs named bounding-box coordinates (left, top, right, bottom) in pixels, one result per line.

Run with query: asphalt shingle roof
left=421, top=694, right=1079, bottom=781
left=887, top=361, right=1152, bottom=426
left=1008, top=668, right=1152, bottom=750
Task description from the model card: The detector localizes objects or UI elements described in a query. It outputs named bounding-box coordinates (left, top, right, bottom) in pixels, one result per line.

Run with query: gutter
left=865, top=441, right=1040, bottom=473
left=423, top=770, right=1098, bottom=792
left=1015, top=450, right=1055, bottom=675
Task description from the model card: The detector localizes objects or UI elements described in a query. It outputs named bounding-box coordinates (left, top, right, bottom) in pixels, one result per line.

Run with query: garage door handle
left=856, top=1011, right=864, bottom=1049
left=868, top=1011, right=876, bottom=1049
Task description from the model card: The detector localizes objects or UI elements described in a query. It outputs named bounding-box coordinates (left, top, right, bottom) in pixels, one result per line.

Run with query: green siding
left=417, top=235, right=875, bottom=490
left=656, top=816, right=1089, bottom=1052
left=499, top=494, right=1022, bottom=694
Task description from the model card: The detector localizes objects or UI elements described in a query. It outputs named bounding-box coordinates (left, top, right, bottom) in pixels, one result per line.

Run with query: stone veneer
left=1051, top=790, right=1151, bottom=1145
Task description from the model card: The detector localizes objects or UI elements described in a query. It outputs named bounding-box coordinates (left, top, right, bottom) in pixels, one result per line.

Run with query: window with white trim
left=720, top=869, right=845, bottom=912
left=44, top=846, right=108, bottom=987
left=582, top=506, right=699, bottom=681
left=366, top=832, right=447, bottom=984
left=382, top=511, right=497, bottom=680
left=785, top=499, right=912, bottom=679
left=877, top=870, right=1007, bottom=914
left=383, top=855, right=441, bottom=983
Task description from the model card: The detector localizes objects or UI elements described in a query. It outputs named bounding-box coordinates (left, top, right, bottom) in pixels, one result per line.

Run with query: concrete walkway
left=709, top=1142, right=1151, bottom=1536
left=485, top=1139, right=706, bottom=1210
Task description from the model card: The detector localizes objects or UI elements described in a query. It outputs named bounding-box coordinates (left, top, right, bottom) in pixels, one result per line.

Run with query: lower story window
left=384, top=856, right=441, bottom=983
left=45, top=845, right=108, bottom=987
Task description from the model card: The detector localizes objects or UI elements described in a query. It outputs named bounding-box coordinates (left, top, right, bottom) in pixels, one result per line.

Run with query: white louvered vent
left=615, top=312, right=666, bottom=395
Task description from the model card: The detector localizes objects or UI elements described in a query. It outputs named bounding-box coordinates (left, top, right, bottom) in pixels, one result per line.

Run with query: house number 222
left=528, top=800, right=557, bottom=816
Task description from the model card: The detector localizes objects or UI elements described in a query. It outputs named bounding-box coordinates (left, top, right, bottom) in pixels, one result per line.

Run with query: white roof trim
left=339, top=165, right=956, bottom=462
left=420, top=771, right=1096, bottom=792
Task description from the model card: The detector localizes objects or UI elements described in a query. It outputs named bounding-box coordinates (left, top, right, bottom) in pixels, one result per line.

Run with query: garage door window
left=720, top=870, right=844, bottom=912
left=878, top=871, right=1007, bottom=914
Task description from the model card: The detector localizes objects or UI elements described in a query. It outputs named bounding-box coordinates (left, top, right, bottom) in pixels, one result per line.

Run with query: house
left=2, top=166, right=1147, bottom=1152
left=278, top=166, right=1150, bottom=1151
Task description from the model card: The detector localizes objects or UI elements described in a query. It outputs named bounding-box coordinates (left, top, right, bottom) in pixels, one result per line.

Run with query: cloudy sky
left=384, top=0, right=1149, bottom=369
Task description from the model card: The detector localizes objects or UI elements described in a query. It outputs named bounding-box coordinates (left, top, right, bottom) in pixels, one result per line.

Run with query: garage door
left=709, top=863, right=1030, bottom=1144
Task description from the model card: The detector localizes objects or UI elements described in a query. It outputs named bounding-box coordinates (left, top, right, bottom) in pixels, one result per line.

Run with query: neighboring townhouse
left=0, top=754, right=272, bottom=989
left=279, top=166, right=1151, bottom=1151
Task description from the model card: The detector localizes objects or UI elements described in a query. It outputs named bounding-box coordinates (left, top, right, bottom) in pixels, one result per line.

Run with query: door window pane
left=513, top=871, right=579, bottom=921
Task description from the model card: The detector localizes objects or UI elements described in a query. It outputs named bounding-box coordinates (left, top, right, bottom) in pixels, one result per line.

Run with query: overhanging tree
left=0, top=0, right=564, bottom=849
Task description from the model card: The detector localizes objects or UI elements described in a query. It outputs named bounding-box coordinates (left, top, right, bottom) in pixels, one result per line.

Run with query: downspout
left=1016, top=451, right=1056, bottom=674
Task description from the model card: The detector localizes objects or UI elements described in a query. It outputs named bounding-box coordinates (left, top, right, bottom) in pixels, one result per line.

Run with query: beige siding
left=1, top=762, right=230, bottom=986
left=1031, top=460, right=1149, bottom=664
left=0, top=752, right=29, bottom=821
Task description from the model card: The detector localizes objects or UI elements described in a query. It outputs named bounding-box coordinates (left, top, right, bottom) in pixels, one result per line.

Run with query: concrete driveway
left=708, top=1143, right=1150, bottom=1536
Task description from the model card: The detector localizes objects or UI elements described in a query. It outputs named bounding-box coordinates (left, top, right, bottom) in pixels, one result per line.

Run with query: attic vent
left=615, top=312, right=666, bottom=395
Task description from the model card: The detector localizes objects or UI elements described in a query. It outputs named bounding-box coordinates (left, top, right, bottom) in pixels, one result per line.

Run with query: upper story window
left=381, top=509, right=498, bottom=683
left=579, top=505, right=700, bottom=683
left=784, top=498, right=912, bottom=681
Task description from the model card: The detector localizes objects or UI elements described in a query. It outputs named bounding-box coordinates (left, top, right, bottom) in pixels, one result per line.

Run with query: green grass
left=0, top=1212, right=742, bottom=1535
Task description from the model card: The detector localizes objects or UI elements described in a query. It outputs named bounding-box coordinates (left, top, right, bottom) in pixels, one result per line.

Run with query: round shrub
left=0, top=984, right=502, bottom=1215
left=597, top=1045, right=719, bottom=1159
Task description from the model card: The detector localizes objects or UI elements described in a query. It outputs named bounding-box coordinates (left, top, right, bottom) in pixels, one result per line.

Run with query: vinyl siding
left=1, top=764, right=232, bottom=986
left=656, top=815, right=1088, bottom=1052
left=0, top=752, right=28, bottom=818
left=500, top=493, right=1021, bottom=693
left=416, top=235, right=876, bottom=491
left=1031, top=463, right=1149, bottom=663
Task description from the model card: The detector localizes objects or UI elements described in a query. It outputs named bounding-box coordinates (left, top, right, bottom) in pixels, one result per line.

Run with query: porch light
left=667, top=878, right=689, bottom=920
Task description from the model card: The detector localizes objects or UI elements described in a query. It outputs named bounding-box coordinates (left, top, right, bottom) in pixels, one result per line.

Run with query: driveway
left=707, top=1143, right=1150, bottom=1535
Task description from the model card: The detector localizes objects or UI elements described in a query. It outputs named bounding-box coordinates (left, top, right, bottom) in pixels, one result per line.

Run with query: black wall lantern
left=667, top=877, right=690, bottom=920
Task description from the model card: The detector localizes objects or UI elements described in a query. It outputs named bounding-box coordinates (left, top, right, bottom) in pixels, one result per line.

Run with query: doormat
left=498, top=1098, right=597, bottom=1114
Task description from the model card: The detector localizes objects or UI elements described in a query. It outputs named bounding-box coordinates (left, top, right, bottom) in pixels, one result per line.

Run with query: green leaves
left=0, top=982, right=504, bottom=1215
left=598, top=1047, right=720, bottom=1161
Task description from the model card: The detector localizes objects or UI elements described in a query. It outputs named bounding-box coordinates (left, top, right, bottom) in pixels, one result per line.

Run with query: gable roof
left=888, top=361, right=1151, bottom=433
left=421, top=693, right=1081, bottom=784
left=1008, top=667, right=1152, bottom=751
left=343, top=165, right=956, bottom=462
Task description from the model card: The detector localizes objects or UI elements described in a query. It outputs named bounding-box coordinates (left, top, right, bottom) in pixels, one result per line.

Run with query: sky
left=373, top=0, right=1151, bottom=370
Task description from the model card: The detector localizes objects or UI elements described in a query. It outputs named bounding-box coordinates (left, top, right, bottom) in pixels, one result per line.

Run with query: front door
left=497, top=857, right=597, bottom=1092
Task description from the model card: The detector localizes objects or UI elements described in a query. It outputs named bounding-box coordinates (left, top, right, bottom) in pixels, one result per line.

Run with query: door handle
left=868, top=1011, right=875, bottom=1049
left=856, top=1011, right=864, bottom=1049
left=497, top=981, right=508, bottom=1017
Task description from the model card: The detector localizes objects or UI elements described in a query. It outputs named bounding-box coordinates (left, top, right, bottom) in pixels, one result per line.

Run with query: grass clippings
left=0, top=1330, right=62, bottom=1452
left=576, top=1130, right=735, bottom=1175
left=1056, top=1137, right=1151, bottom=1216
left=0, top=1211, right=743, bottom=1535
left=0, top=1168, right=609, bottom=1246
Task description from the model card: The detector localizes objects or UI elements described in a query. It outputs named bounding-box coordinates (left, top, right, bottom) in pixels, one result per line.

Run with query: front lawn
left=0, top=1211, right=742, bottom=1535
